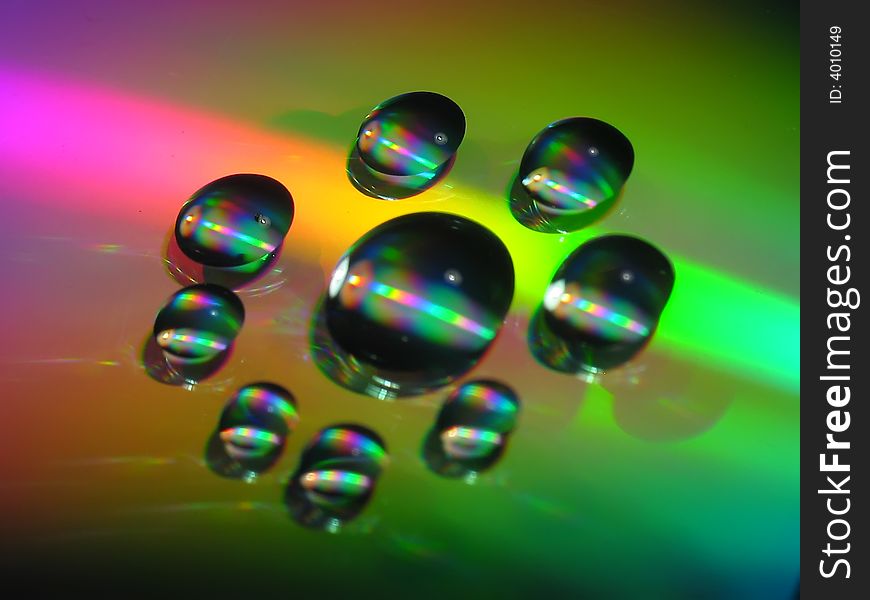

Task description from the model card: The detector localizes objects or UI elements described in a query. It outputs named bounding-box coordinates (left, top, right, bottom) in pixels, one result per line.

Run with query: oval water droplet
left=175, top=174, right=294, bottom=267
left=422, top=380, right=520, bottom=478
left=529, top=234, right=674, bottom=373
left=285, top=425, right=388, bottom=530
left=510, top=117, right=634, bottom=233
left=205, top=382, right=299, bottom=479
left=347, top=92, right=465, bottom=200
left=153, top=284, right=245, bottom=368
left=312, top=213, right=515, bottom=398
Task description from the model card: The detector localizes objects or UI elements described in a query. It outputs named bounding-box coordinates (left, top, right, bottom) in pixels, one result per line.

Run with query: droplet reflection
left=175, top=174, right=294, bottom=268
left=509, top=118, right=634, bottom=233
left=151, top=284, right=244, bottom=383
left=206, top=383, right=299, bottom=480
left=347, top=92, right=465, bottom=200
left=422, top=380, right=520, bottom=479
left=285, top=425, right=388, bottom=531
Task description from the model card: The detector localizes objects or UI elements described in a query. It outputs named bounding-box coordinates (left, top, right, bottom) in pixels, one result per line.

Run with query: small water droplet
left=347, top=92, right=465, bottom=200
left=528, top=235, right=674, bottom=373
left=206, top=382, right=299, bottom=479
left=510, top=117, right=634, bottom=233
left=175, top=174, right=294, bottom=267
left=153, top=284, right=244, bottom=365
left=422, top=380, right=520, bottom=478
left=312, top=213, right=515, bottom=398
left=285, top=425, right=388, bottom=531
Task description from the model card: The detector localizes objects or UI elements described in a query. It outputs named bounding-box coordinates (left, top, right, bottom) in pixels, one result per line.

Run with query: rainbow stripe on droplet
left=315, top=427, right=388, bottom=465
left=157, top=329, right=228, bottom=352
left=344, top=270, right=497, bottom=347
left=201, top=219, right=276, bottom=252
left=235, top=384, right=299, bottom=427
left=219, top=426, right=283, bottom=447
left=563, top=294, right=650, bottom=336
left=442, top=426, right=502, bottom=446
left=301, top=470, right=372, bottom=494
left=376, top=136, right=439, bottom=171
left=452, top=382, right=519, bottom=416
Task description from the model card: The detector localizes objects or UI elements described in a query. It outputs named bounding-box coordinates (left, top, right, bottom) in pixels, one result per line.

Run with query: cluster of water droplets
left=140, top=89, right=678, bottom=531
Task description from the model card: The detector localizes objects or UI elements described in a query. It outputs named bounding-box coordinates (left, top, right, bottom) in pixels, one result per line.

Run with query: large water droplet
left=175, top=174, right=294, bottom=267
left=347, top=92, right=465, bottom=200
left=312, top=212, right=515, bottom=398
left=153, top=284, right=244, bottom=367
left=206, top=383, right=299, bottom=479
left=510, top=118, right=634, bottom=233
left=529, top=235, right=673, bottom=373
left=285, top=425, right=388, bottom=531
left=422, top=380, right=520, bottom=478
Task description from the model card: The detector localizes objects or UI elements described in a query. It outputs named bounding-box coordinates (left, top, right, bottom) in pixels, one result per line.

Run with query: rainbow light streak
left=377, top=137, right=438, bottom=171
left=317, top=428, right=387, bottom=463
left=563, top=294, right=650, bottom=336
left=201, top=219, right=276, bottom=252
left=220, top=427, right=282, bottom=447
left=544, top=177, right=598, bottom=208
left=238, top=388, right=298, bottom=421
left=159, top=331, right=228, bottom=351
left=459, top=383, right=518, bottom=414
left=539, top=139, right=616, bottom=198
left=302, top=470, right=372, bottom=491
left=172, top=292, right=224, bottom=309
left=444, top=426, right=502, bottom=446
left=350, top=278, right=495, bottom=341
left=0, top=69, right=798, bottom=391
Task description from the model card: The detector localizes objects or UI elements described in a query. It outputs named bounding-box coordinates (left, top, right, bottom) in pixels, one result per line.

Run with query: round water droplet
left=175, top=174, right=294, bottom=268
left=285, top=425, right=388, bottom=531
left=204, top=383, right=299, bottom=479
left=510, top=117, right=634, bottom=233
left=529, top=235, right=674, bottom=374
left=347, top=92, right=465, bottom=200
left=423, top=380, right=520, bottom=478
left=153, top=284, right=245, bottom=366
left=313, top=213, right=515, bottom=398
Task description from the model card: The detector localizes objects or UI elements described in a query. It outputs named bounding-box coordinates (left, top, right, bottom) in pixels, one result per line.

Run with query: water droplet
left=422, top=380, right=520, bottom=478
left=528, top=235, right=674, bottom=374
left=347, top=92, right=465, bottom=200
left=205, top=382, right=299, bottom=479
left=509, top=117, right=634, bottom=233
left=153, top=284, right=244, bottom=366
left=312, top=213, right=515, bottom=398
left=175, top=174, right=294, bottom=267
left=285, top=425, right=388, bottom=530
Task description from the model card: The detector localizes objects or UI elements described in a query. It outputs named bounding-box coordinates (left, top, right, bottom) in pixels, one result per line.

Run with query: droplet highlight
left=510, top=117, right=634, bottom=233
left=347, top=92, right=465, bottom=200
left=529, top=234, right=674, bottom=374
left=206, top=383, right=299, bottom=480
left=175, top=174, right=294, bottom=268
left=312, top=212, right=515, bottom=398
left=422, top=380, right=520, bottom=479
left=285, top=425, right=388, bottom=531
